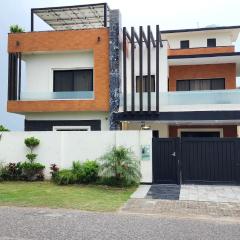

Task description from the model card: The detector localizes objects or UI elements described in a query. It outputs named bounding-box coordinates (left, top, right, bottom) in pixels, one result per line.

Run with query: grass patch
left=0, top=181, right=136, bottom=212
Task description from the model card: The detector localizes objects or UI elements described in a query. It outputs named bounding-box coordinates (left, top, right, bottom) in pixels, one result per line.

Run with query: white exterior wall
left=126, top=41, right=169, bottom=93
left=163, top=31, right=233, bottom=49
left=23, top=51, right=94, bottom=93
left=0, top=131, right=152, bottom=183
left=25, top=112, right=110, bottom=130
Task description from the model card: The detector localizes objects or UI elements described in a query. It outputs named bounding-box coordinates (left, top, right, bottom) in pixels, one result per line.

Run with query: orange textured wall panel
left=169, top=63, right=236, bottom=91
left=8, top=29, right=110, bottom=113
left=168, top=125, right=237, bottom=138
left=168, top=46, right=235, bottom=56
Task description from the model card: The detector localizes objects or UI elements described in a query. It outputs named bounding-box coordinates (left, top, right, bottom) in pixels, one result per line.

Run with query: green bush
left=0, top=125, right=9, bottom=131
left=53, top=160, right=99, bottom=185
left=25, top=137, right=40, bottom=163
left=53, top=169, right=77, bottom=185
left=21, top=162, right=45, bottom=181
left=0, top=162, right=23, bottom=181
left=81, top=161, right=99, bottom=183
left=98, top=146, right=141, bottom=187
left=10, top=24, right=24, bottom=33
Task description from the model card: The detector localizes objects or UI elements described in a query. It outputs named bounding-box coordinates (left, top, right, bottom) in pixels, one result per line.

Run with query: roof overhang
left=169, top=52, right=240, bottom=76
left=31, top=3, right=110, bottom=31
left=162, top=26, right=240, bottom=42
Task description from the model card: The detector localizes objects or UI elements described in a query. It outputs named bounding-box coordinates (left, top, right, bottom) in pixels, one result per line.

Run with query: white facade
left=23, top=50, right=94, bottom=93
left=0, top=131, right=152, bottom=183
left=162, top=30, right=234, bottom=49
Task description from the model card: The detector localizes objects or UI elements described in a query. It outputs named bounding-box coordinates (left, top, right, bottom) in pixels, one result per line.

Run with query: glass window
left=207, top=38, right=217, bottom=47
left=180, top=40, right=190, bottom=49
left=136, top=75, right=155, bottom=92
left=54, top=69, right=93, bottom=92
left=176, top=78, right=225, bottom=91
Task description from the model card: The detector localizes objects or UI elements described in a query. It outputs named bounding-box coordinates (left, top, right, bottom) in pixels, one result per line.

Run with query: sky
left=0, top=0, right=240, bottom=130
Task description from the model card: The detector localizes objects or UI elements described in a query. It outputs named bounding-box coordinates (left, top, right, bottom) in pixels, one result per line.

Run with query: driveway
left=0, top=206, right=240, bottom=240
left=132, top=184, right=240, bottom=203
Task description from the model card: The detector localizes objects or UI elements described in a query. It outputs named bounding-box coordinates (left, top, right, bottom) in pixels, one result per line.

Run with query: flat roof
left=162, top=25, right=240, bottom=34
left=31, top=3, right=110, bottom=31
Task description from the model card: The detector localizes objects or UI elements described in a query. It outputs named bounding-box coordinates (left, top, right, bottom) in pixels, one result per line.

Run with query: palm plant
left=99, top=146, right=141, bottom=186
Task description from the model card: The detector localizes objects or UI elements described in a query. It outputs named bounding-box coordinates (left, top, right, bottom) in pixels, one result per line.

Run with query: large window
left=176, top=78, right=225, bottom=91
left=136, top=75, right=155, bottom=92
left=53, top=69, right=93, bottom=92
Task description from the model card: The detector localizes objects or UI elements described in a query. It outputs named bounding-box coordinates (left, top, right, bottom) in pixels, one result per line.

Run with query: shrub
left=53, top=169, right=77, bottom=185
left=81, top=161, right=99, bottom=183
left=21, top=162, right=45, bottom=181
left=10, top=24, right=24, bottom=33
left=0, top=162, right=22, bottom=181
left=52, top=160, right=99, bottom=185
left=0, top=125, right=9, bottom=131
left=25, top=137, right=40, bottom=163
left=50, top=164, right=59, bottom=179
left=98, top=146, right=141, bottom=187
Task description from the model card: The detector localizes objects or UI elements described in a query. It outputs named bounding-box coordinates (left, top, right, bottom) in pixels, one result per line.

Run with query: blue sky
left=0, top=0, right=240, bottom=130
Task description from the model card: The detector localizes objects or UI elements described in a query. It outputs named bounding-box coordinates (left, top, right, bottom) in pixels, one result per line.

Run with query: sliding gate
left=152, top=138, right=240, bottom=184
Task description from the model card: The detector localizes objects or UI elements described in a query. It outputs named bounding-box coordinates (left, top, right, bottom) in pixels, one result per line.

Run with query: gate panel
left=181, top=138, right=238, bottom=184
left=152, top=138, right=179, bottom=184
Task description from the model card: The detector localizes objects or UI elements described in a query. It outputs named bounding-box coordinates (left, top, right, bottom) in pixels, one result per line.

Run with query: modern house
left=7, top=3, right=240, bottom=137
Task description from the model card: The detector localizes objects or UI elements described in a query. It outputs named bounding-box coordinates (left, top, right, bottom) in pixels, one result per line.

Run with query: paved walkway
left=121, top=198, right=240, bottom=219
left=132, top=184, right=240, bottom=203
left=180, top=185, right=240, bottom=203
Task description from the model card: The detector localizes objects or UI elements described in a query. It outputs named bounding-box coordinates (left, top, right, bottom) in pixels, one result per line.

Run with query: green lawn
left=0, top=181, right=135, bottom=212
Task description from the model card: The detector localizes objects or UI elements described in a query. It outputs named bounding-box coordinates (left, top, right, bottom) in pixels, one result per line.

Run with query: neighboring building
left=7, top=3, right=240, bottom=137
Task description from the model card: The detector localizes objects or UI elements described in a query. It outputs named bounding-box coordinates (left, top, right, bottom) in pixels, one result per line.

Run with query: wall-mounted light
left=141, top=122, right=151, bottom=130
left=16, top=41, right=20, bottom=47
left=97, top=36, right=101, bottom=42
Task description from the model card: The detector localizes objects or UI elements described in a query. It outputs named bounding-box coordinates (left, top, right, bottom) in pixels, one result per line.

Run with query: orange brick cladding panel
left=169, top=125, right=238, bottom=138
left=169, top=63, right=236, bottom=91
left=168, top=46, right=235, bottom=56
left=8, top=29, right=110, bottom=113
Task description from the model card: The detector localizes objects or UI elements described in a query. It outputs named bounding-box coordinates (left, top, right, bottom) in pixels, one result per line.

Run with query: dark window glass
left=180, top=40, right=189, bottom=49
left=176, top=78, right=225, bottom=91
left=181, top=131, right=220, bottom=138
left=136, top=75, right=155, bottom=92
left=207, top=38, right=216, bottom=47
left=54, top=69, right=93, bottom=92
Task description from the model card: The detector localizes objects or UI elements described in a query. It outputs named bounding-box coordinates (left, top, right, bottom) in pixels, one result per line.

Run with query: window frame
left=180, top=40, right=190, bottom=49
left=52, top=68, right=94, bottom=93
left=177, top=128, right=223, bottom=138
left=207, top=38, right=217, bottom=47
left=52, top=126, right=91, bottom=131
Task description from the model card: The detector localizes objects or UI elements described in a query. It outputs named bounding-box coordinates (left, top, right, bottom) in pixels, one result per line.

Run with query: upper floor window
left=207, top=38, right=216, bottom=47
left=176, top=78, right=225, bottom=91
left=53, top=69, right=93, bottom=92
left=180, top=40, right=190, bottom=49
left=136, top=75, right=155, bottom=92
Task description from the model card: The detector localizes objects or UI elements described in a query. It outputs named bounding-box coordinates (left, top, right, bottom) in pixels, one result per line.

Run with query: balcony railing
left=120, top=89, right=240, bottom=111
left=20, top=91, right=94, bottom=101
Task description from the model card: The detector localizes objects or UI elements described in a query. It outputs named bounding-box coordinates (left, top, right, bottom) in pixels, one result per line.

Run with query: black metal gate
left=152, top=138, right=240, bottom=185
left=152, top=138, right=180, bottom=184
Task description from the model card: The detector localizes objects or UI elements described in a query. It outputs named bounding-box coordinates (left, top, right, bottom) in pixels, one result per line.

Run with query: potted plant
left=10, top=24, right=24, bottom=33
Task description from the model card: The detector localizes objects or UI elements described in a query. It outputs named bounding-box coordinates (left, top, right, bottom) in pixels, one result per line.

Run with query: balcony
left=120, top=89, right=240, bottom=112
left=20, top=91, right=94, bottom=101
